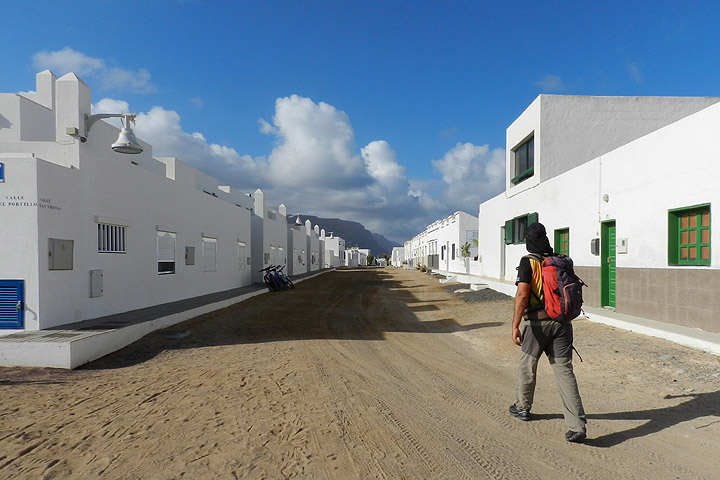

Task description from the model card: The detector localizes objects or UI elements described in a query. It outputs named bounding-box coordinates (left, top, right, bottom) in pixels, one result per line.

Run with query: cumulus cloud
left=430, top=142, right=505, bottom=213
left=92, top=92, right=502, bottom=242
left=32, top=47, right=156, bottom=94
left=535, top=74, right=568, bottom=93
left=261, top=95, right=367, bottom=188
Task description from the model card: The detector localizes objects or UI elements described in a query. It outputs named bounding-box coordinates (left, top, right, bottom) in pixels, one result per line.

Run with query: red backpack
left=529, top=254, right=586, bottom=322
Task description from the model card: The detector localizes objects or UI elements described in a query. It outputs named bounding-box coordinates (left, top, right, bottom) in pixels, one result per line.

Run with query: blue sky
left=2, top=1, right=719, bottom=243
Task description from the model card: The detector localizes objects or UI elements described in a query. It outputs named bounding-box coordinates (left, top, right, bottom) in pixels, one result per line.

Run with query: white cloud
left=32, top=47, right=156, bottom=94
left=92, top=93, right=503, bottom=243
left=535, top=74, right=568, bottom=93
left=189, top=97, right=204, bottom=108
left=32, top=47, right=103, bottom=77
left=429, top=142, right=505, bottom=213
left=627, top=61, right=643, bottom=84
left=262, top=95, right=367, bottom=187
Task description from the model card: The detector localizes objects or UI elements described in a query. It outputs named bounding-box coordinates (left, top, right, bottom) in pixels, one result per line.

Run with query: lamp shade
left=112, top=126, right=143, bottom=154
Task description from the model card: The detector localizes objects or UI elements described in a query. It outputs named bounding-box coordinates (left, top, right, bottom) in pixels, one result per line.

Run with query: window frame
left=511, top=135, right=534, bottom=185
left=202, top=237, right=218, bottom=272
left=157, top=231, right=176, bottom=275
left=97, top=223, right=127, bottom=254
left=504, top=212, right=538, bottom=245
left=668, top=204, right=710, bottom=266
left=238, top=241, right=247, bottom=269
left=554, top=228, right=570, bottom=256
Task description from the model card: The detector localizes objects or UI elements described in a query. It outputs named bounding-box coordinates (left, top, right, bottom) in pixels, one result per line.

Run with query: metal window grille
left=97, top=223, right=127, bottom=253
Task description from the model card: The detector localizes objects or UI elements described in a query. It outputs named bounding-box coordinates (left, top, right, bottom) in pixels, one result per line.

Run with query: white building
left=404, top=211, right=478, bottom=274
left=309, top=222, right=321, bottom=272
left=0, top=71, right=256, bottom=331
left=251, top=189, right=288, bottom=283
left=391, top=246, right=405, bottom=267
left=345, top=247, right=369, bottom=267
left=287, top=219, right=307, bottom=276
left=322, top=231, right=346, bottom=267
left=477, top=95, right=720, bottom=333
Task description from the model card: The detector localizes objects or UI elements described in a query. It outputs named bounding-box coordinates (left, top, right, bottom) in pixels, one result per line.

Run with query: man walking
left=509, top=222, right=587, bottom=443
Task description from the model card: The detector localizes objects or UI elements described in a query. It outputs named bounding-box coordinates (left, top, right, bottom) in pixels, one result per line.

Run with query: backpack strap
left=523, top=253, right=545, bottom=310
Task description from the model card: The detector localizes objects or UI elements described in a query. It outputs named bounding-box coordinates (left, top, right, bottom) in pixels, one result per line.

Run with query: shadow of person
left=586, top=390, right=720, bottom=447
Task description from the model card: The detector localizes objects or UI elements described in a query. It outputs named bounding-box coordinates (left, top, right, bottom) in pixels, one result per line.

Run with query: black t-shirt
left=516, top=256, right=532, bottom=285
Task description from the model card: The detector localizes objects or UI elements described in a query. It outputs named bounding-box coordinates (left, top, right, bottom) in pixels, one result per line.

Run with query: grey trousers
left=514, top=321, right=587, bottom=433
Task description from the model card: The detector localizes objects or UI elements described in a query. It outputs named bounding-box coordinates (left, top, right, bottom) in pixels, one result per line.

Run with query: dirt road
left=1, top=268, right=719, bottom=479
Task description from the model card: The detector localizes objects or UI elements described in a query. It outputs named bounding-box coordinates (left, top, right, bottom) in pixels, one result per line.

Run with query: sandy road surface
left=1, top=268, right=719, bottom=479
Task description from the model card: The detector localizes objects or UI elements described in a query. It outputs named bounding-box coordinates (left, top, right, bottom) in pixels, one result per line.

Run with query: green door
left=601, top=221, right=616, bottom=308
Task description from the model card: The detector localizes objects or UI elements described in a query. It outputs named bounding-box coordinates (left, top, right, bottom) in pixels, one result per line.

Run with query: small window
left=511, top=136, right=534, bottom=185
left=554, top=228, right=569, bottom=256
left=185, top=246, right=195, bottom=265
left=451, top=244, right=456, bottom=260
left=504, top=212, right=538, bottom=245
left=237, top=242, right=247, bottom=269
left=669, top=204, right=710, bottom=266
left=157, top=231, right=176, bottom=274
left=202, top=237, right=217, bottom=272
left=98, top=223, right=126, bottom=254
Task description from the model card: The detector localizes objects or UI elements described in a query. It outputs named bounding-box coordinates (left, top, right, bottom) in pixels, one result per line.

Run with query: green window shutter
left=504, top=220, right=513, bottom=245
left=668, top=211, right=679, bottom=265
left=528, top=212, right=538, bottom=225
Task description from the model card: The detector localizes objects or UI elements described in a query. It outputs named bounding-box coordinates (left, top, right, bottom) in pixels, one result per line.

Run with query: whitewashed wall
left=478, top=98, right=720, bottom=280
left=252, top=190, right=288, bottom=283
left=322, top=233, right=345, bottom=268
left=287, top=225, right=307, bottom=276
left=1, top=72, right=254, bottom=330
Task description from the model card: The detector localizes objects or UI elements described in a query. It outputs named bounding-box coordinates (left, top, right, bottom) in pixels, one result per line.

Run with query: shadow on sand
left=82, top=269, right=505, bottom=370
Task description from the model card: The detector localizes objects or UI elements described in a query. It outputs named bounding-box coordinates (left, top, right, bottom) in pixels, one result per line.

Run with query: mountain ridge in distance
left=287, top=215, right=400, bottom=256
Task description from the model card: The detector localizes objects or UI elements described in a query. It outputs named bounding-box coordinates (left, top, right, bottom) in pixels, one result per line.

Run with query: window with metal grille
left=97, top=223, right=126, bottom=253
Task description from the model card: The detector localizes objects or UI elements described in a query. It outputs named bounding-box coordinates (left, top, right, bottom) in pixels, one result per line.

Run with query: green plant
left=460, top=242, right=472, bottom=258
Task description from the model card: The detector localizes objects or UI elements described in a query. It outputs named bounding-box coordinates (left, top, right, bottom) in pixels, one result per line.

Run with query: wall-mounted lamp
left=73, top=113, right=143, bottom=154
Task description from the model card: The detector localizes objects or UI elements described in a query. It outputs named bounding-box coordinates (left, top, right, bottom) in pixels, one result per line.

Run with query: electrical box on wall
left=48, top=238, right=74, bottom=270
left=618, top=238, right=628, bottom=254
left=590, top=238, right=600, bottom=256
left=90, top=270, right=103, bottom=298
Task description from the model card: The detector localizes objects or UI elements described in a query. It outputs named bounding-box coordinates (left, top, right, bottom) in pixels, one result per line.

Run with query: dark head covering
left=526, top=222, right=553, bottom=256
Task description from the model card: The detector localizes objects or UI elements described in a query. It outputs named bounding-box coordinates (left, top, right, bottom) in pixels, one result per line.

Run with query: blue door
left=0, top=280, right=24, bottom=329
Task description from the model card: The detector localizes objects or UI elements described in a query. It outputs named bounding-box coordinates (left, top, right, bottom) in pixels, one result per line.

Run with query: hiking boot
left=508, top=404, right=531, bottom=421
left=565, top=430, right=587, bottom=443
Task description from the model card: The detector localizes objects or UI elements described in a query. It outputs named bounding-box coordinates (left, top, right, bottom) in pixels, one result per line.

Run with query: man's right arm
left=512, top=282, right=530, bottom=345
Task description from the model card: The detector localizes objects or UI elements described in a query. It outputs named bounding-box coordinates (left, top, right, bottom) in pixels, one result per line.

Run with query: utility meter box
left=590, top=238, right=600, bottom=256
left=90, top=270, right=104, bottom=297
left=617, top=238, right=629, bottom=254
left=48, top=238, right=74, bottom=270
